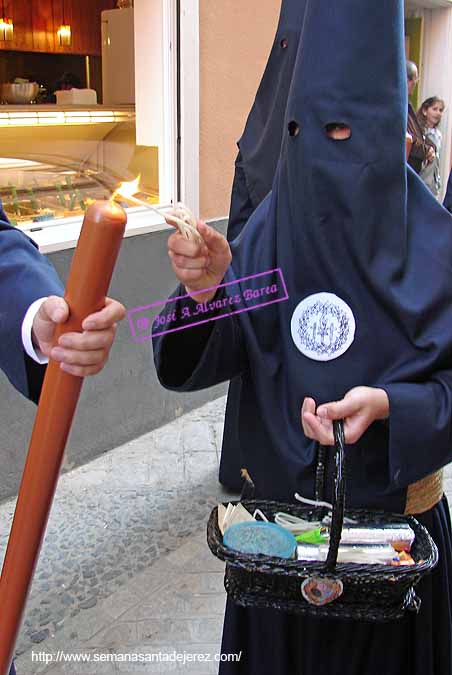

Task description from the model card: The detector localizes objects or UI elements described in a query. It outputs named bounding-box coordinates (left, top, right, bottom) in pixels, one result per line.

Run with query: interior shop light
left=0, top=1, right=13, bottom=41
left=57, top=0, right=71, bottom=46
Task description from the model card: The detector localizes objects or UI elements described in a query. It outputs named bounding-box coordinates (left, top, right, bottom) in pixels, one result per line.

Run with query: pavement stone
left=3, top=394, right=451, bottom=675
left=2, top=396, right=229, bottom=673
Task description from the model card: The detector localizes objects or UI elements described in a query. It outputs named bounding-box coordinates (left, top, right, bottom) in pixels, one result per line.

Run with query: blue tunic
left=0, top=210, right=62, bottom=399
left=228, top=0, right=307, bottom=240
left=221, top=0, right=307, bottom=490
left=444, top=168, right=452, bottom=213
left=154, top=1, right=452, bottom=671
left=0, top=208, right=63, bottom=674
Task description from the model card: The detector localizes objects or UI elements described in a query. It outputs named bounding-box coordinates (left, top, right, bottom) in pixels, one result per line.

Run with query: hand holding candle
left=32, top=295, right=125, bottom=376
left=0, top=200, right=127, bottom=675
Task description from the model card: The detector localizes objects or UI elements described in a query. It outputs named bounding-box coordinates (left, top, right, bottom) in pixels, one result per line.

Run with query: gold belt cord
left=404, top=469, right=444, bottom=515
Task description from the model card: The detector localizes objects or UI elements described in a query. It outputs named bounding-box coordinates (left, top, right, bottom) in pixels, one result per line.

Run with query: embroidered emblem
left=290, top=293, right=356, bottom=361
left=301, top=576, right=344, bottom=606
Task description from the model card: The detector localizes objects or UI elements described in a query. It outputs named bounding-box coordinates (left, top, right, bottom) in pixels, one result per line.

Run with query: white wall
left=134, top=0, right=177, bottom=206
left=420, top=7, right=452, bottom=193
left=134, top=0, right=164, bottom=149
left=406, top=4, right=452, bottom=195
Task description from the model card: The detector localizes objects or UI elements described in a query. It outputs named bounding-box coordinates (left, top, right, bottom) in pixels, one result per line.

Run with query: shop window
left=0, top=0, right=175, bottom=247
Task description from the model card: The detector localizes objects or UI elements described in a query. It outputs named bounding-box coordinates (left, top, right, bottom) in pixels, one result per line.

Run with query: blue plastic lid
left=223, top=521, right=297, bottom=559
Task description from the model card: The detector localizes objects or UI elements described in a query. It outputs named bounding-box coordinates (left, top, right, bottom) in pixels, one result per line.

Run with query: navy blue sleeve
left=0, top=219, right=64, bottom=399
left=382, top=371, right=452, bottom=488
left=443, top=169, right=452, bottom=213
left=153, top=284, right=248, bottom=391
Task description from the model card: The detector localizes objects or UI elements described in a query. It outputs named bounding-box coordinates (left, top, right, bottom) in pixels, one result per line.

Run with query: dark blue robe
left=444, top=168, right=452, bottom=213
left=154, top=1, right=452, bottom=672
left=0, top=214, right=62, bottom=400
left=221, top=0, right=307, bottom=490
left=228, top=0, right=307, bottom=239
left=0, top=211, right=63, bottom=674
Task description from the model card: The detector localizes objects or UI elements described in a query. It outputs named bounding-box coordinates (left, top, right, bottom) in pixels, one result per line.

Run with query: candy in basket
left=207, top=421, right=438, bottom=622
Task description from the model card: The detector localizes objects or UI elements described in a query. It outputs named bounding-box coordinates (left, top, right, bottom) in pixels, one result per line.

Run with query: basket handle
left=324, top=420, right=346, bottom=572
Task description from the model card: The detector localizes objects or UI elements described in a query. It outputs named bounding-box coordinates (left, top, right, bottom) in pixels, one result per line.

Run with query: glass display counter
left=0, top=105, right=160, bottom=234
left=0, top=158, right=158, bottom=231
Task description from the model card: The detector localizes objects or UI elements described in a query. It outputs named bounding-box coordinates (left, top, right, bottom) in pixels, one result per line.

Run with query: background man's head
left=406, top=60, right=419, bottom=97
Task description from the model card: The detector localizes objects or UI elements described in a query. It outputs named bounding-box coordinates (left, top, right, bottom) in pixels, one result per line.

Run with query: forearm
left=0, top=224, right=63, bottom=397
left=153, top=284, right=247, bottom=391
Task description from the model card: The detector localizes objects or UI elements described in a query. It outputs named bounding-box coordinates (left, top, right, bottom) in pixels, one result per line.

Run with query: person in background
left=55, top=72, right=82, bottom=91
left=406, top=60, right=435, bottom=173
left=220, top=0, right=308, bottom=490
left=418, top=96, right=445, bottom=198
left=0, top=210, right=125, bottom=675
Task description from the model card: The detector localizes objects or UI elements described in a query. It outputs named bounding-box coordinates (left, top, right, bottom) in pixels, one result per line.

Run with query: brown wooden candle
left=0, top=201, right=126, bottom=674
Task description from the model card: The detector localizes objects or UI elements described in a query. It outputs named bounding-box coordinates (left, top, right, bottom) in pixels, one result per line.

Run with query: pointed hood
left=227, top=0, right=452, bottom=504
left=238, top=0, right=308, bottom=206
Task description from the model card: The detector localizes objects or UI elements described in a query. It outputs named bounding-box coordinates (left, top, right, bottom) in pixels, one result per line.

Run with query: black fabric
left=237, top=0, right=308, bottom=208
left=221, top=156, right=252, bottom=490
left=154, top=285, right=240, bottom=388
left=227, top=152, right=256, bottom=244
left=219, top=379, right=243, bottom=491
left=24, top=353, right=46, bottom=405
left=219, top=498, right=452, bottom=675
left=444, top=169, right=452, bottom=213
left=221, top=0, right=307, bottom=490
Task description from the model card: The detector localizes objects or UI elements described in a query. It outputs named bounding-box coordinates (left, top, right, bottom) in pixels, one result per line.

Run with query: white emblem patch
left=290, top=293, right=356, bottom=361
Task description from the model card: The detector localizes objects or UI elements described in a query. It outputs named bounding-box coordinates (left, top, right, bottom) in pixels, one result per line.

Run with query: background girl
left=418, top=96, right=445, bottom=198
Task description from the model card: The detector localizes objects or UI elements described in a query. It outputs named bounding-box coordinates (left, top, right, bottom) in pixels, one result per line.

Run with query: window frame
left=24, top=0, right=199, bottom=252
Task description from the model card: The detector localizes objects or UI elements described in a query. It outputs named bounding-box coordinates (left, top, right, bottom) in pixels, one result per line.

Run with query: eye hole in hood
left=288, top=120, right=301, bottom=137
left=325, top=123, right=352, bottom=141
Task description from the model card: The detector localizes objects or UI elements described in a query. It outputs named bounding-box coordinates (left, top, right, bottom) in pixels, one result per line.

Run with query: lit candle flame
left=112, top=175, right=141, bottom=202
left=111, top=175, right=202, bottom=244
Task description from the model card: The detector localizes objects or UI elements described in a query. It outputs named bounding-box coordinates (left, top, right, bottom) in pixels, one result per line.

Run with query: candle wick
left=112, top=192, right=160, bottom=215
left=111, top=192, right=202, bottom=244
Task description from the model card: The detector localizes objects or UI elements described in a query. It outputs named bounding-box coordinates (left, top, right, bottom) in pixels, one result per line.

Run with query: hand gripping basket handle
left=324, top=420, right=346, bottom=572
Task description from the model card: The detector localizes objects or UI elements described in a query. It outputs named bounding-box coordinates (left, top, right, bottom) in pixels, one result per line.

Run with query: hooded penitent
left=222, top=0, right=452, bottom=511
left=154, top=2, right=452, bottom=673
left=221, top=0, right=308, bottom=491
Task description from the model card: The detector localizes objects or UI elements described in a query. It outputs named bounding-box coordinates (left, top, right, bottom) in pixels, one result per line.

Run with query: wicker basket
left=207, top=421, right=439, bottom=622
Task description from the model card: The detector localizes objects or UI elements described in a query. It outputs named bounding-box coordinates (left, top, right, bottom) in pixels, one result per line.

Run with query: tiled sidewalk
left=2, top=395, right=451, bottom=674
left=6, top=396, right=232, bottom=674
left=21, top=534, right=228, bottom=674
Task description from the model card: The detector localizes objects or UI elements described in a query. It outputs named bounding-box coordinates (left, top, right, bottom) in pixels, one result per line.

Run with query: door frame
left=178, top=0, right=200, bottom=217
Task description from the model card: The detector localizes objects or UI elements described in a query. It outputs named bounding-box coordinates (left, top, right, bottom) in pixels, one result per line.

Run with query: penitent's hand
left=32, top=296, right=126, bottom=376
left=168, top=221, right=232, bottom=303
left=301, top=386, right=390, bottom=446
